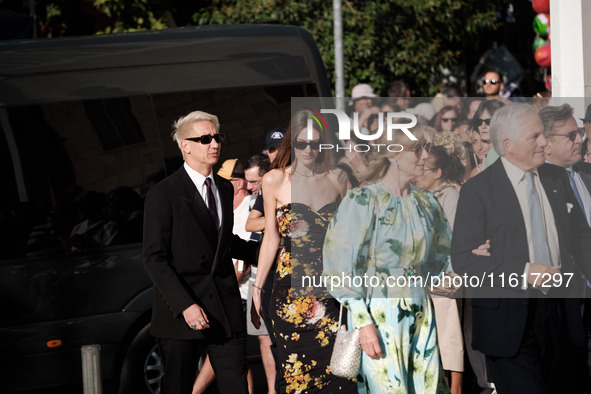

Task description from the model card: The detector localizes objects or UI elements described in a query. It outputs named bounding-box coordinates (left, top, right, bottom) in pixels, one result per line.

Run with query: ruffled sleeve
left=323, top=187, right=375, bottom=328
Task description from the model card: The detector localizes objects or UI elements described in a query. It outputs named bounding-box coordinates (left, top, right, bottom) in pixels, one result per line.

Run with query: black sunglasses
left=293, top=140, right=321, bottom=150
left=475, top=118, right=491, bottom=127
left=414, top=143, right=432, bottom=156
left=442, top=117, right=458, bottom=123
left=267, top=146, right=278, bottom=154
left=552, top=128, right=585, bottom=142
left=185, top=133, right=225, bottom=144
left=482, top=79, right=499, bottom=85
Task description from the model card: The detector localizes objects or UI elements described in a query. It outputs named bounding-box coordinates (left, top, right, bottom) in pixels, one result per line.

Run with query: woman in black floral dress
left=251, top=111, right=356, bottom=393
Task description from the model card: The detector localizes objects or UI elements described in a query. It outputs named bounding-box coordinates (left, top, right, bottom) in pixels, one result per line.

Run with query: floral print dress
left=271, top=203, right=357, bottom=393
left=323, top=182, right=452, bottom=394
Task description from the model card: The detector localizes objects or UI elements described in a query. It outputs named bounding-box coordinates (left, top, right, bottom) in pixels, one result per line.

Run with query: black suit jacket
left=451, top=159, right=580, bottom=357
left=540, top=162, right=591, bottom=280
left=143, top=166, right=254, bottom=340
left=573, top=161, right=591, bottom=193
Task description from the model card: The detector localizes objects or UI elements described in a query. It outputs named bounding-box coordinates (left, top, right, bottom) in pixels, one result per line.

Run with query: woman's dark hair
left=429, top=145, right=465, bottom=185
left=459, top=97, right=483, bottom=120
left=272, top=126, right=291, bottom=170
left=433, top=105, right=459, bottom=133
left=471, top=99, right=505, bottom=130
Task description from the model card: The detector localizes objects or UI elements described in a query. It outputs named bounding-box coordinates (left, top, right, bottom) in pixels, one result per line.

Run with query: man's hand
left=472, top=239, right=491, bottom=256
left=359, top=324, right=383, bottom=359
left=528, top=263, right=560, bottom=286
left=183, top=304, right=210, bottom=330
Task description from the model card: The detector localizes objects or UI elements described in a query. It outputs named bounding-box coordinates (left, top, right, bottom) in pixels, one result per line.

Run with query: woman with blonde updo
left=323, top=122, right=452, bottom=393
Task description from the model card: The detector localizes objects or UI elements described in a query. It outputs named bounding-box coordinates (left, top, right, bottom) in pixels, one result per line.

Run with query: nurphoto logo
left=304, top=107, right=419, bottom=153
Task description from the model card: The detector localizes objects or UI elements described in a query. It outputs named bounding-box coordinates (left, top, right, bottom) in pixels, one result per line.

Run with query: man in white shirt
left=143, top=110, right=255, bottom=394
left=452, top=104, right=583, bottom=393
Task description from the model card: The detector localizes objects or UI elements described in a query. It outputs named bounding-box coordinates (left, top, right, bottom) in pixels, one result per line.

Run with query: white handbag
left=329, top=199, right=380, bottom=379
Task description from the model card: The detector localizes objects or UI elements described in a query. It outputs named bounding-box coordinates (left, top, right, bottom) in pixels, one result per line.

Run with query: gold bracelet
left=253, top=284, right=265, bottom=293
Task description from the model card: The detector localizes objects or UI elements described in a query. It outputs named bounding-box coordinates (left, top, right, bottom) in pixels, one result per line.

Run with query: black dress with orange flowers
left=270, top=203, right=357, bottom=393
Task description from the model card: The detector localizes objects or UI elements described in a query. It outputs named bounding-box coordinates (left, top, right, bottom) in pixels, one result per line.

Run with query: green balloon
left=533, top=13, right=549, bottom=36
left=532, top=36, right=546, bottom=52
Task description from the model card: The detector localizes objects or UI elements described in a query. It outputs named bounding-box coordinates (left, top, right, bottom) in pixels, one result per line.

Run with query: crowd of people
left=142, top=74, right=591, bottom=394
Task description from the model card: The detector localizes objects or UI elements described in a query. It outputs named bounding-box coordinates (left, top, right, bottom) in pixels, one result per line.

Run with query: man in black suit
left=452, top=104, right=581, bottom=394
left=539, top=103, right=591, bottom=264
left=143, top=110, right=254, bottom=394
left=539, top=103, right=591, bottom=382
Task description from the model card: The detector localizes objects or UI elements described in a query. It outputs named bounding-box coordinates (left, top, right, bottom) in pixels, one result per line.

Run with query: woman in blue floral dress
left=323, top=122, right=452, bottom=393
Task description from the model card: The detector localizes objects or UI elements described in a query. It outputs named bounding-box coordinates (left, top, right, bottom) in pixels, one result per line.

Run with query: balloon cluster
left=532, top=0, right=550, bottom=68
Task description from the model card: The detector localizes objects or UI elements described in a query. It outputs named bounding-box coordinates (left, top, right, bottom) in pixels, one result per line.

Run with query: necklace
left=293, top=164, right=318, bottom=178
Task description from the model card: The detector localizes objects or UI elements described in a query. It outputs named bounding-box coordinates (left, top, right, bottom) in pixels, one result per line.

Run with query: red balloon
left=535, top=45, right=551, bottom=68
left=532, top=0, right=550, bottom=14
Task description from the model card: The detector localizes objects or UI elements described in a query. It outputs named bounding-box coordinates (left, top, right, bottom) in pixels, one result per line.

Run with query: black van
left=0, top=24, right=330, bottom=393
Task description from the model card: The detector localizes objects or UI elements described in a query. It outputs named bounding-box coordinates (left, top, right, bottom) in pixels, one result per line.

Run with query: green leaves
left=31, top=0, right=497, bottom=94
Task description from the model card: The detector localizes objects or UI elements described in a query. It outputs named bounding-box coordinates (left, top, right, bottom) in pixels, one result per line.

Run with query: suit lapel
left=177, top=167, right=218, bottom=250
left=490, top=160, right=528, bottom=241
left=540, top=170, right=568, bottom=237
left=211, top=174, right=233, bottom=273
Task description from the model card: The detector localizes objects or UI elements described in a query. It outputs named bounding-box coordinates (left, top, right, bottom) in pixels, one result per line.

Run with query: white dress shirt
left=501, top=158, right=560, bottom=271
left=184, top=162, right=222, bottom=230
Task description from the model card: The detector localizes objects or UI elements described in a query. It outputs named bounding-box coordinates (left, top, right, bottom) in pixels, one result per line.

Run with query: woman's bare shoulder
left=263, top=168, right=288, bottom=185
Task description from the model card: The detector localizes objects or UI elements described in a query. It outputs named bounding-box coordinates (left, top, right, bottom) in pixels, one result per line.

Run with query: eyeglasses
left=293, top=140, right=321, bottom=150
left=482, top=79, right=500, bottom=85
left=475, top=118, right=491, bottom=127
left=551, top=128, right=585, bottom=142
left=414, top=143, right=432, bottom=156
left=185, top=133, right=225, bottom=144
left=442, top=117, right=458, bottom=123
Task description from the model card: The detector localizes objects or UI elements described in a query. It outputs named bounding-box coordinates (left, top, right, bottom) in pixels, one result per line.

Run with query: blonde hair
left=433, top=131, right=468, bottom=163
left=363, top=119, right=435, bottom=182
left=171, top=110, right=220, bottom=152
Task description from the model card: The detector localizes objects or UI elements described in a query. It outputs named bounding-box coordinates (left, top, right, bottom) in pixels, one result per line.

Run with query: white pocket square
left=567, top=203, right=573, bottom=213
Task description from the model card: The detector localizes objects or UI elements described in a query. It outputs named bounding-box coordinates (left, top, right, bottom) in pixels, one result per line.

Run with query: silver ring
left=191, top=325, right=197, bottom=330
left=199, top=318, right=204, bottom=323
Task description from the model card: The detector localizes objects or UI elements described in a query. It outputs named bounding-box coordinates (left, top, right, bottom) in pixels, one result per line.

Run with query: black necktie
left=204, top=178, right=219, bottom=230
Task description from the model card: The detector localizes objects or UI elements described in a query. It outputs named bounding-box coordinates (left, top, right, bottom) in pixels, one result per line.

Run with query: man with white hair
left=452, top=104, right=584, bottom=393
left=143, top=110, right=255, bottom=394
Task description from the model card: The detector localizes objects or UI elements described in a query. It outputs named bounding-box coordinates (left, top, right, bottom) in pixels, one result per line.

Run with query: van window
left=0, top=83, right=318, bottom=260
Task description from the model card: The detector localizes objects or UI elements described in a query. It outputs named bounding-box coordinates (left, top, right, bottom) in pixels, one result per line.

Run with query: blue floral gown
left=323, top=182, right=452, bottom=394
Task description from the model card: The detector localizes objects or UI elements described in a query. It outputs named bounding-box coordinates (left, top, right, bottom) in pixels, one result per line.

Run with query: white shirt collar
left=501, top=156, right=539, bottom=188
left=184, top=162, right=214, bottom=190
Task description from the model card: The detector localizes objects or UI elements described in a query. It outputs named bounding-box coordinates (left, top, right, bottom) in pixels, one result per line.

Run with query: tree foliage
left=5, top=0, right=500, bottom=96
left=193, top=0, right=500, bottom=96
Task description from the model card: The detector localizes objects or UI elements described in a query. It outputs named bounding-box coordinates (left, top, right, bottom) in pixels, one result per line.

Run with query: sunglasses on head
left=442, top=117, right=458, bottom=123
left=552, top=128, right=585, bottom=142
left=185, top=133, right=225, bottom=144
left=482, top=79, right=499, bottom=85
left=414, top=143, right=432, bottom=156
left=293, top=140, right=321, bottom=150
left=476, top=118, right=491, bottom=127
